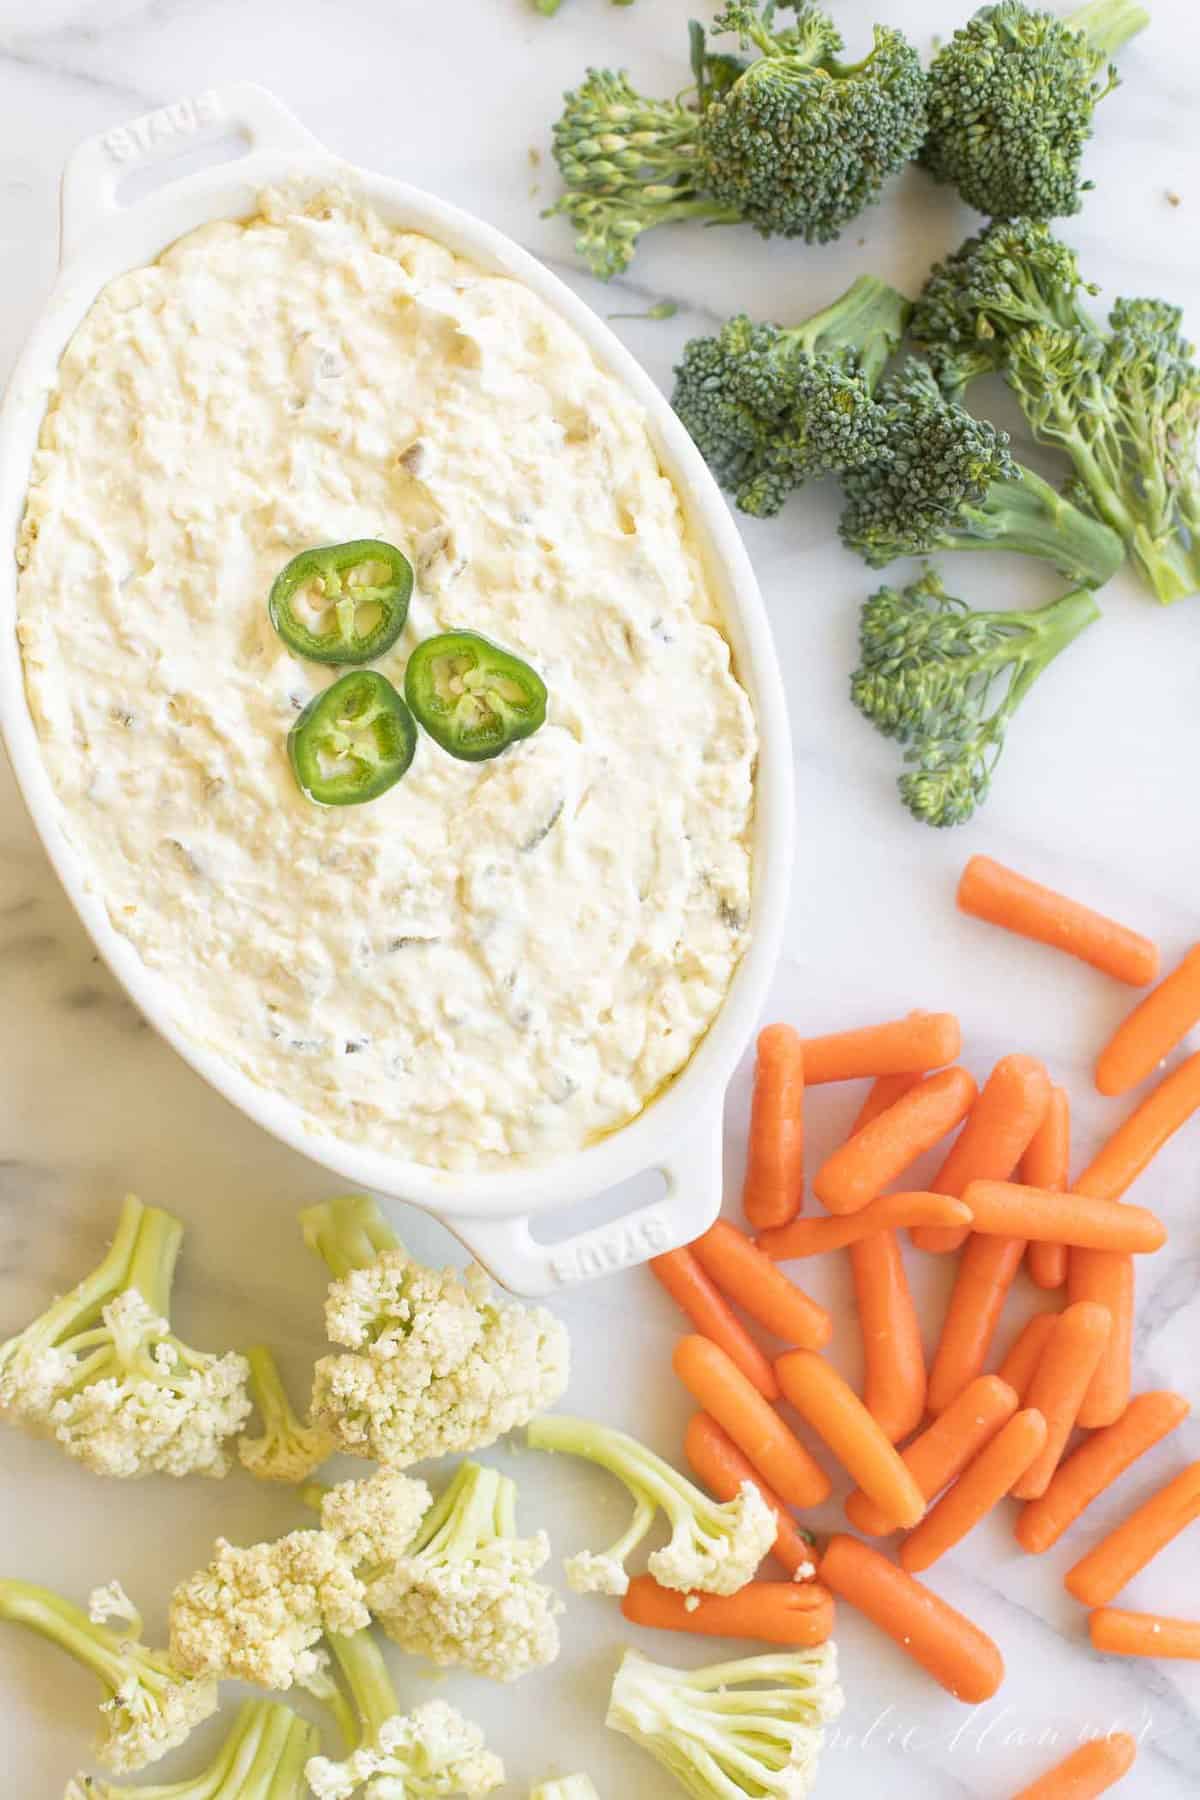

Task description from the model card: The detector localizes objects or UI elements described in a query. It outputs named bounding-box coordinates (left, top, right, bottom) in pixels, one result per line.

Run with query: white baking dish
left=0, top=84, right=793, bottom=1294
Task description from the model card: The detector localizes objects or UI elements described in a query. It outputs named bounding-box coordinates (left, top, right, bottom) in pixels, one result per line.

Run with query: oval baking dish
left=0, top=84, right=793, bottom=1294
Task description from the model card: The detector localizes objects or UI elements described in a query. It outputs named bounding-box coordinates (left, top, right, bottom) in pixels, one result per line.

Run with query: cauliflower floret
left=302, top=1195, right=568, bottom=1468
left=238, top=1343, right=335, bottom=1484
left=66, top=1697, right=321, bottom=1798
left=365, top=1461, right=561, bottom=1683
left=319, top=1467, right=432, bottom=1570
left=169, top=1530, right=369, bottom=1689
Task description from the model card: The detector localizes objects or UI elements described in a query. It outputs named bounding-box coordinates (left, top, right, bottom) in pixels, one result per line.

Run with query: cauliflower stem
left=66, top=1698, right=319, bottom=1798
left=530, top=1780, right=601, bottom=1799
left=238, top=1343, right=335, bottom=1485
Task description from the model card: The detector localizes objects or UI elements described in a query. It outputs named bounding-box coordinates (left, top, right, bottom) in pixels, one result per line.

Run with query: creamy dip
left=17, top=187, right=756, bottom=1169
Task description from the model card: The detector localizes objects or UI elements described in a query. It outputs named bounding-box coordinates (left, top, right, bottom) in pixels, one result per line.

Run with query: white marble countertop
left=2, top=0, right=1199, bottom=1792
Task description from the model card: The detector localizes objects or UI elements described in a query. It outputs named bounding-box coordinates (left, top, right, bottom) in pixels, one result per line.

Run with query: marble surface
left=2, top=0, right=1200, bottom=1791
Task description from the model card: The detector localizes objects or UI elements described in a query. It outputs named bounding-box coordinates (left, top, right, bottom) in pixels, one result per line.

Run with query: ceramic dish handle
left=59, top=83, right=323, bottom=265
left=447, top=1119, right=725, bottom=1296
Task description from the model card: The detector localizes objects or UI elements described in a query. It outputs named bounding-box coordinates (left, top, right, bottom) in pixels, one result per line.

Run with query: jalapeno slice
left=288, top=671, right=417, bottom=806
left=404, top=631, right=548, bottom=762
left=269, top=539, right=413, bottom=665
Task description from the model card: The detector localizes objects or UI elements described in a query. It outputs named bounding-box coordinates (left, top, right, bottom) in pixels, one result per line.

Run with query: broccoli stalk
left=0, top=1579, right=218, bottom=1774
left=548, top=3, right=926, bottom=277
left=238, top=1343, right=335, bottom=1484
left=672, top=274, right=911, bottom=516
left=0, top=1193, right=249, bottom=1479
left=65, top=1699, right=319, bottom=1799
left=526, top=1414, right=776, bottom=1597
left=304, top=1629, right=505, bottom=1799
left=606, top=1646, right=843, bottom=1799
left=851, top=569, right=1101, bottom=826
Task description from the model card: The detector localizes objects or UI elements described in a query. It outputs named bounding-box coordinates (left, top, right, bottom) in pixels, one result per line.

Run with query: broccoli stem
left=791, top=274, right=912, bottom=387
left=0, top=1579, right=172, bottom=1701
left=956, top=464, right=1125, bottom=585
left=299, top=1194, right=399, bottom=1279
left=1068, top=0, right=1150, bottom=58
left=327, top=1629, right=400, bottom=1750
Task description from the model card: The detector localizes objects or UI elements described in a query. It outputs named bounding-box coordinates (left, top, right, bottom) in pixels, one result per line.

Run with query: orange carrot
left=690, top=1220, right=832, bottom=1349
left=650, top=1248, right=780, bottom=1399
left=672, top=1336, right=831, bottom=1509
left=851, top=1229, right=927, bottom=1444
left=758, top=1192, right=972, bottom=1259
left=963, top=1182, right=1166, bottom=1254
left=1096, top=943, right=1200, bottom=1098
left=1090, top=1608, right=1200, bottom=1660
left=1012, top=1303, right=1112, bottom=1501
left=800, top=1013, right=961, bottom=1085
left=1074, top=1050, right=1200, bottom=1202
left=1017, top=1392, right=1191, bottom=1554
left=927, top=1234, right=1027, bottom=1415
left=1069, top=1252, right=1135, bottom=1430
left=775, top=1349, right=926, bottom=1529
left=912, top=1053, right=1051, bottom=1253
left=1065, top=1462, right=1200, bottom=1606
left=846, top=1375, right=1019, bottom=1536
left=818, top=1534, right=1004, bottom=1703
left=1010, top=1734, right=1137, bottom=1798
left=899, top=1409, right=1048, bottom=1574
left=683, top=1412, right=816, bottom=1578
left=850, top=1071, right=925, bottom=1129
left=957, top=855, right=1159, bottom=988
left=813, top=1067, right=978, bottom=1216
left=742, top=1024, right=805, bottom=1230
left=996, top=1313, right=1059, bottom=1402
left=621, top=1575, right=834, bottom=1646
left=1023, top=1086, right=1071, bottom=1289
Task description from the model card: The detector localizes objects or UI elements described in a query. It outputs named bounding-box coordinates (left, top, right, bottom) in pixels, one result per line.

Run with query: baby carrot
left=758, top=1192, right=971, bottom=1259
left=650, top=1248, right=779, bottom=1399
left=1017, top=1392, right=1191, bottom=1554
left=742, top=1024, right=805, bottom=1231
left=813, top=1067, right=978, bottom=1215
left=851, top=1229, right=927, bottom=1444
left=1090, top=1607, right=1200, bottom=1660
left=1096, top=943, right=1200, bottom=1098
left=1068, top=1252, right=1134, bottom=1431
left=690, top=1220, right=832, bottom=1349
left=672, top=1336, right=831, bottom=1509
left=1012, top=1303, right=1112, bottom=1501
left=927, top=1234, right=1027, bottom=1415
left=912, top=1053, right=1051, bottom=1253
left=962, top=1182, right=1166, bottom=1254
left=957, top=855, right=1159, bottom=988
left=995, top=1313, right=1059, bottom=1402
left=683, top=1412, right=816, bottom=1577
left=850, top=1072, right=925, bottom=1129
left=1074, top=1049, right=1200, bottom=1201
left=1065, top=1462, right=1200, bottom=1607
left=1010, top=1734, right=1137, bottom=1798
left=845, top=1375, right=1019, bottom=1536
left=775, top=1349, right=926, bottom=1529
left=1023, top=1086, right=1071, bottom=1289
left=899, top=1409, right=1048, bottom=1574
left=621, top=1576, right=834, bottom=1646
left=819, top=1534, right=1004, bottom=1703
left=800, top=1013, right=961, bottom=1085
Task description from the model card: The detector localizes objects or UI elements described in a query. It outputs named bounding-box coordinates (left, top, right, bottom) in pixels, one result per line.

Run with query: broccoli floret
left=65, top=1699, right=319, bottom=1799
left=365, top=1460, right=562, bottom=1682
left=672, top=274, right=911, bottom=515
left=0, top=1579, right=218, bottom=1774
left=548, top=4, right=926, bottom=277
left=303, top=1194, right=568, bottom=1469
left=852, top=568, right=1101, bottom=826
left=921, top=0, right=1150, bottom=221
left=0, top=1193, right=249, bottom=1480
left=527, top=1414, right=775, bottom=1597
left=238, top=1343, right=335, bottom=1484
left=530, top=1781, right=601, bottom=1800
left=606, top=1646, right=843, bottom=1798
left=305, top=1628, right=504, bottom=1799
left=837, top=360, right=1125, bottom=586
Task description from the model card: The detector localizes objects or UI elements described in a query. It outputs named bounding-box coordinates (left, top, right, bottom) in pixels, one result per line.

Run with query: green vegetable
left=237, top=1344, right=335, bottom=1485
left=0, top=1579, right=218, bottom=1774
left=526, top=1414, right=777, bottom=1597
left=404, top=631, right=547, bottom=762
left=65, top=1699, right=319, bottom=1799
left=837, top=360, right=1125, bottom=587
left=0, top=1193, right=249, bottom=1480
left=672, top=273, right=911, bottom=516
left=288, top=671, right=417, bottom=805
left=921, top=0, right=1150, bottom=221
left=268, top=540, right=413, bottom=665
left=605, top=1646, right=843, bottom=1799
left=851, top=568, right=1101, bottom=827
left=547, top=2, right=926, bottom=277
